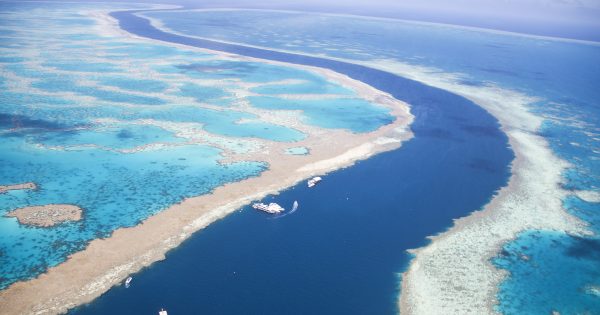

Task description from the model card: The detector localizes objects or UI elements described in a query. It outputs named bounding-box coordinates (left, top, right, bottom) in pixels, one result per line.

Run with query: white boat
left=159, top=308, right=168, bottom=315
left=252, top=203, right=268, bottom=211
left=125, top=276, right=132, bottom=288
left=252, top=202, right=285, bottom=214
left=307, top=176, right=322, bottom=188
left=292, top=200, right=298, bottom=212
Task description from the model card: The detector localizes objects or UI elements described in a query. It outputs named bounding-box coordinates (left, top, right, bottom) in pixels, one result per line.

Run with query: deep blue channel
left=71, top=10, right=514, bottom=315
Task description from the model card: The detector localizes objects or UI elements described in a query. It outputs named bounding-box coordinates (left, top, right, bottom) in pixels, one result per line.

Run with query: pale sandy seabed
left=6, top=204, right=83, bottom=228
left=0, top=10, right=413, bottom=315
left=130, top=19, right=595, bottom=313
left=0, top=182, right=37, bottom=194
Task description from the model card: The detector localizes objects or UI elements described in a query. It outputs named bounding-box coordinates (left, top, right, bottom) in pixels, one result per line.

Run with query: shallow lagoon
left=93, top=76, right=170, bottom=93
left=248, top=96, right=394, bottom=133
left=31, top=124, right=183, bottom=150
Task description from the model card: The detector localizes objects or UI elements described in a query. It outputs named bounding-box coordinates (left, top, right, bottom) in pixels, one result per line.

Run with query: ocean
left=70, top=9, right=514, bottom=315
left=81, top=8, right=600, bottom=314
left=3, top=3, right=597, bottom=314
left=133, top=9, right=600, bottom=314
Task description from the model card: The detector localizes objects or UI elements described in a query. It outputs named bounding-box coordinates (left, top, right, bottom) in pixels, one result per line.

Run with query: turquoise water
left=142, top=9, right=600, bottom=313
left=176, top=82, right=231, bottom=104
left=494, top=230, right=600, bottom=315
left=248, top=96, right=394, bottom=132
left=156, top=59, right=339, bottom=83
left=32, top=77, right=168, bottom=106
left=93, top=76, right=170, bottom=93
left=105, top=43, right=205, bottom=59
left=285, top=146, right=309, bottom=155
left=42, top=61, right=122, bottom=73
left=0, top=56, right=25, bottom=63
left=32, top=124, right=183, bottom=150
left=250, top=77, right=353, bottom=95
left=1, top=91, right=76, bottom=106
left=0, top=3, right=395, bottom=290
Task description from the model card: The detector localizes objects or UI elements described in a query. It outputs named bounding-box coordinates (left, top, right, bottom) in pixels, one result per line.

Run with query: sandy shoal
left=0, top=182, right=37, bottom=194
left=7, top=204, right=82, bottom=227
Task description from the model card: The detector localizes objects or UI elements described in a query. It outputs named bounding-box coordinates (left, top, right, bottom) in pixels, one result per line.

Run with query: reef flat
left=0, top=182, right=37, bottom=194
left=7, top=204, right=82, bottom=227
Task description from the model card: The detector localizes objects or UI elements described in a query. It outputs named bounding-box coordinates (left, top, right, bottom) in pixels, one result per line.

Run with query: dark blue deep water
left=70, top=10, right=513, bottom=315
left=135, top=10, right=600, bottom=314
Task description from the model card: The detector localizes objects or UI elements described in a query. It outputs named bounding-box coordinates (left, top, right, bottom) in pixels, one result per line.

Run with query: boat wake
left=270, top=201, right=299, bottom=219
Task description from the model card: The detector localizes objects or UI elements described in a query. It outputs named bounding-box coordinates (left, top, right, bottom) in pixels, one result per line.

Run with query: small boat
left=159, top=308, right=168, bottom=315
left=291, top=200, right=298, bottom=212
left=252, top=202, right=285, bottom=214
left=125, top=276, right=132, bottom=288
left=307, top=176, right=322, bottom=188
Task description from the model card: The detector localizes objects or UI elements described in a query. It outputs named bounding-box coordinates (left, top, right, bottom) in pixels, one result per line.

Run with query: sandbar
left=0, top=182, right=37, bottom=194
left=7, top=204, right=83, bottom=227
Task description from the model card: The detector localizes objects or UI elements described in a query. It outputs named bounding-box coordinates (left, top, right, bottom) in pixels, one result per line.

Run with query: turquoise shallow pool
left=0, top=2, right=396, bottom=290
left=285, top=146, right=309, bottom=155
left=93, top=76, right=170, bottom=93
left=31, top=124, right=183, bottom=150
left=248, top=96, right=394, bottom=133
